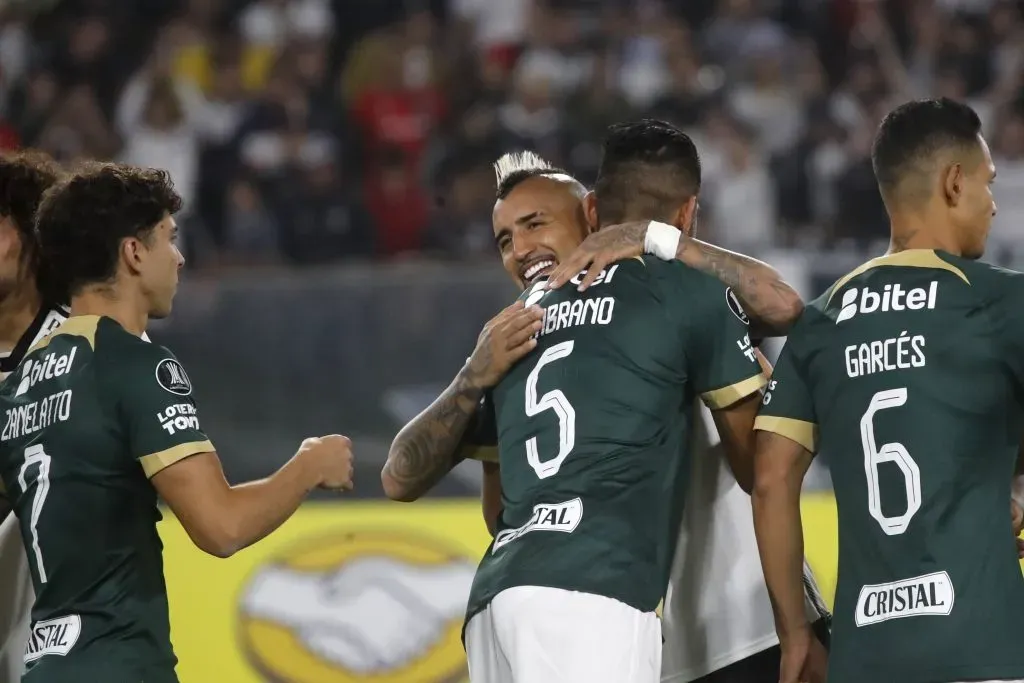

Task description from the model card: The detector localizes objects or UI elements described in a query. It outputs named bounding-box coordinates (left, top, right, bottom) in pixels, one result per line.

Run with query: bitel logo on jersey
left=236, top=528, right=475, bottom=683
left=835, top=282, right=938, bottom=324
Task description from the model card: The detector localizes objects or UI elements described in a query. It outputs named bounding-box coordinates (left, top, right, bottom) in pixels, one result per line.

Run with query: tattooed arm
left=547, top=222, right=803, bottom=337
left=675, top=236, right=803, bottom=338
left=381, top=366, right=487, bottom=502
left=381, top=301, right=543, bottom=502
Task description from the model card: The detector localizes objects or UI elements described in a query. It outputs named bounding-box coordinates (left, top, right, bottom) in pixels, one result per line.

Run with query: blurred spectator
left=365, top=147, right=430, bottom=257
left=702, top=117, right=776, bottom=251
left=991, top=108, right=1024, bottom=249
left=496, top=60, right=564, bottom=163
left=1, top=0, right=1023, bottom=267
left=222, top=177, right=281, bottom=264
left=424, top=158, right=496, bottom=258
left=120, top=74, right=199, bottom=214
left=273, top=153, right=375, bottom=263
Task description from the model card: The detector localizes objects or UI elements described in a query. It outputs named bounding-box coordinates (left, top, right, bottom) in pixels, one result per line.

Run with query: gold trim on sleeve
left=460, top=445, right=499, bottom=463
left=701, top=374, right=768, bottom=410
left=754, top=415, right=818, bottom=453
left=140, top=439, right=214, bottom=478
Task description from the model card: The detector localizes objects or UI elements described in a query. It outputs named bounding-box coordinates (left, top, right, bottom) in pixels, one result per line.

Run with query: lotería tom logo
left=237, top=529, right=476, bottom=683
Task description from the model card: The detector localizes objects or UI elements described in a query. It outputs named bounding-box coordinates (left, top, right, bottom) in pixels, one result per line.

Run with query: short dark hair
left=494, top=151, right=570, bottom=199
left=594, top=119, right=701, bottom=225
left=0, top=150, right=63, bottom=295
left=872, top=98, right=983, bottom=202
left=35, top=163, right=182, bottom=301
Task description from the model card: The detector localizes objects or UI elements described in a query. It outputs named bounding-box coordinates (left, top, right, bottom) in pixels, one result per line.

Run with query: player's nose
left=511, top=232, right=536, bottom=265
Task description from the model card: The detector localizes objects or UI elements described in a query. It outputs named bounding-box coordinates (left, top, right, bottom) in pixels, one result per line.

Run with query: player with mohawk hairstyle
left=384, top=121, right=806, bottom=682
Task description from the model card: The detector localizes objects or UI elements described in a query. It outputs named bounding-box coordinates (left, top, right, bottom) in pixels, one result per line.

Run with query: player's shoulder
left=88, top=317, right=187, bottom=383
left=636, top=256, right=736, bottom=301
left=952, top=258, right=1024, bottom=296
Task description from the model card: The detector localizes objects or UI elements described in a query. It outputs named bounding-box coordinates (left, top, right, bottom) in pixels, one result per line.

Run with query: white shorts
left=465, top=585, right=661, bottom=683
left=0, top=513, right=31, bottom=683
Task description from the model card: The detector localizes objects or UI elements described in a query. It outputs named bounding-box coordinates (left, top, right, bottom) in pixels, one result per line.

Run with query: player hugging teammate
left=383, top=120, right=830, bottom=683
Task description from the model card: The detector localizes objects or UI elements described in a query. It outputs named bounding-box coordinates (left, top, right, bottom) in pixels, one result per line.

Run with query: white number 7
left=18, top=444, right=52, bottom=583
left=861, top=388, right=921, bottom=536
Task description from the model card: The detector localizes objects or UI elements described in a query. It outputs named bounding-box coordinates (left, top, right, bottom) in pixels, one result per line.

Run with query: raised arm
left=546, top=220, right=803, bottom=337
left=381, top=301, right=543, bottom=502
left=675, top=236, right=802, bottom=337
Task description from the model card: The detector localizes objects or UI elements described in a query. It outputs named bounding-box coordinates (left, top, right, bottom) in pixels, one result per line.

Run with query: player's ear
left=583, top=191, right=599, bottom=234
left=121, top=236, right=145, bottom=275
left=943, top=162, right=962, bottom=207
left=675, top=196, right=698, bottom=236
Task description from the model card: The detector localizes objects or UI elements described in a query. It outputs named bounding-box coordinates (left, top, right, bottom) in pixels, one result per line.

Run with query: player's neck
left=0, top=282, right=42, bottom=354
left=69, top=288, right=148, bottom=338
left=887, top=214, right=962, bottom=257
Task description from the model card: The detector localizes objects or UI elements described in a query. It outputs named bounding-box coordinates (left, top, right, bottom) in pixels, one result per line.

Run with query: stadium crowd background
left=2, top=0, right=1023, bottom=264
left=2, top=0, right=1024, bottom=681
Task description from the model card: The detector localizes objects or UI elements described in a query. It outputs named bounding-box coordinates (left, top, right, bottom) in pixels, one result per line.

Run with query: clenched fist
left=299, top=434, right=355, bottom=491
left=465, top=301, right=544, bottom=388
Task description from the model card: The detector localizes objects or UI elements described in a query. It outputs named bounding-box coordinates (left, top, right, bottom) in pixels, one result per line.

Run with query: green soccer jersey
left=464, top=258, right=765, bottom=623
left=755, top=250, right=1024, bottom=683
left=0, top=315, right=213, bottom=682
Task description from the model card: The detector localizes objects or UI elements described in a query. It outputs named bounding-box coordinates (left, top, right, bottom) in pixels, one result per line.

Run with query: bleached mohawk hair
left=494, top=151, right=569, bottom=199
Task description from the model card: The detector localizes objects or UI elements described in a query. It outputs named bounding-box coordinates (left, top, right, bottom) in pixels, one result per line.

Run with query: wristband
left=643, top=221, right=682, bottom=261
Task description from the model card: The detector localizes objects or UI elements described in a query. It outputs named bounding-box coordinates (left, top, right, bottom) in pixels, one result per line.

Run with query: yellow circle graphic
left=237, top=529, right=474, bottom=683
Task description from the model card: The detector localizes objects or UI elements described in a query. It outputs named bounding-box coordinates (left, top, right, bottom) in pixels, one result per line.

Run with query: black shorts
left=691, top=617, right=831, bottom=683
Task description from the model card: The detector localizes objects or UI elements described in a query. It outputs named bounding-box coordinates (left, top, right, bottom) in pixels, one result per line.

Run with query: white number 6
left=861, top=388, right=921, bottom=536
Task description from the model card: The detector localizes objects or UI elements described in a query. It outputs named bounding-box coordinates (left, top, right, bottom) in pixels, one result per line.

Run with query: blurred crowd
left=1, top=0, right=1023, bottom=269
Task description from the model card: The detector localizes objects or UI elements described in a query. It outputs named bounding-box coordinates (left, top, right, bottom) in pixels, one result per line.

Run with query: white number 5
left=861, top=388, right=921, bottom=536
left=18, top=444, right=52, bottom=583
left=524, top=340, right=576, bottom=479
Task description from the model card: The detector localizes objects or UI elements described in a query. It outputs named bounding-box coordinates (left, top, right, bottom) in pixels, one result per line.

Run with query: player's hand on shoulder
left=547, top=221, right=649, bottom=291
left=466, top=302, right=544, bottom=388
left=299, top=434, right=354, bottom=491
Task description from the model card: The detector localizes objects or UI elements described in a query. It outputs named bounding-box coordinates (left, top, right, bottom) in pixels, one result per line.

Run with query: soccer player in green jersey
left=752, top=97, right=1024, bottom=683
left=0, top=150, right=68, bottom=683
left=384, top=120, right=803, bottom=682
left=0, top=163, right=355, bottom=682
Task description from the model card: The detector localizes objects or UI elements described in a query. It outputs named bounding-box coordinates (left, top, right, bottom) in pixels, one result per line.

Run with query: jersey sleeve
left=460, top=392, right=498, bottom=462
left=753, top=333, right=818, bottom=453
left=680, top=275, right=767, bottom=410
left=992, top=270, right=1024, bottom=390
left=113, top=343, right=214, bottom=478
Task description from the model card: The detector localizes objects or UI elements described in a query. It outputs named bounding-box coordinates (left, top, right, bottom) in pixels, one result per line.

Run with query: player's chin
left=149, top=299, right=174, bottom=320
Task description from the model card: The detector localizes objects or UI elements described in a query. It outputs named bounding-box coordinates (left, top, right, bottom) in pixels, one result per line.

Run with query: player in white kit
left=0, top=150, right=68, bottom=683
left=663, top=400, right=830, bottom=683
